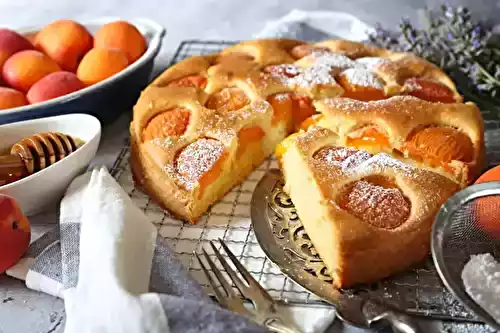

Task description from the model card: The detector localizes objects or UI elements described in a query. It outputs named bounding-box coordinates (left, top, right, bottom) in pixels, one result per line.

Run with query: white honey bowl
left=0, top=114, right=101, bottom=216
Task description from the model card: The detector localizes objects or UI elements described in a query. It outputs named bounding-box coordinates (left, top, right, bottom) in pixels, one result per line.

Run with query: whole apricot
left=27, top=71, right=85, bottom=104
left=0, top=87, right=27, bottom=110
left=94, top=21, right=146, bottom=63
left=76, top=48, right=129, bottom=86
left=34, top=19, right=93, bottom=72
left=0, top=29, right=33, bottom=73
left=3, top=50, right=61, bottom=92
left=473, top=166, right=500, bottom=238
left=0, top=195, right=31, bottom=274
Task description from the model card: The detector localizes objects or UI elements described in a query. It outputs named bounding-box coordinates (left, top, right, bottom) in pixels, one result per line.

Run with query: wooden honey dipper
left=0, top=132, right=83, bottom=186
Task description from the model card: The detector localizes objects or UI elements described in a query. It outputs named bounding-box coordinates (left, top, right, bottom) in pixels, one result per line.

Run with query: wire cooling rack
left=111, top=151, right=320, bottom=304
left=110, top=40, right=500, bottom=310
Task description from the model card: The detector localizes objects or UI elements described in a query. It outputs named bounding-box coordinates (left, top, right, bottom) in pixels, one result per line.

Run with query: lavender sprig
left=369, top=4, right=500, bottom=100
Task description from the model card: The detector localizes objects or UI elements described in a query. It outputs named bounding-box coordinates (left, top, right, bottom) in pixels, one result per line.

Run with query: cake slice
left=277, top=126, right=460, bottom=288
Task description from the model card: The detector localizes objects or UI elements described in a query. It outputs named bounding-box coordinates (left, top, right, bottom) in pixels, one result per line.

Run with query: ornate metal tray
left=250, top=169, right=479, bottom=329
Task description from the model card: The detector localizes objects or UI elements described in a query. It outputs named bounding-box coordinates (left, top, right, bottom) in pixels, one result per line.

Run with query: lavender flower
left=369, top=4, right=500, bottom=102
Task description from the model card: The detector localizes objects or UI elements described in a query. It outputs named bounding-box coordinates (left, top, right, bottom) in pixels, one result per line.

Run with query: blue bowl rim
left=0, top=17, right=166, bottom=117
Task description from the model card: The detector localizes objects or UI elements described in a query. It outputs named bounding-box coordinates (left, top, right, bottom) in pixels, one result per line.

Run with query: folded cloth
left=254, top=9, right=374, bottom=41
left=8, top=166, right=265, bottom=333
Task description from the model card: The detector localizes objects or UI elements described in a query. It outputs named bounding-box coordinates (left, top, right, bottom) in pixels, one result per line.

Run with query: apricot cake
left=130, top=38, right=482, bottom=226
left=277, top=126, right=461, bottom=287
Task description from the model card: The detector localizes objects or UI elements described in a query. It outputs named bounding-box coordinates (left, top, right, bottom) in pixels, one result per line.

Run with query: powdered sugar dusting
left=289, top=65, right=338, bottom=88
left=286, top=52, right=358, bottom=89
left=314, top=146, right=372, bottom=172
left=150, top=136, right=177, bottom=149
left=323, top=97, right=371, bottom=113
left=462, top=253, right=500, bottom=323
left=340, top=68, right=385, bottom=89
left=340, top=180, right=410, bottom=229
left=311, top=52, right=356, bottom=71
left=352, top=153, right=416, bottom=178
left=404, top=79, right=423, bottom=92
left=273, top=93, right=291, bottom=102
left=264, top=64, right=302, bottom=79
left=355, top=57, right=391, bottom=70
left=175, top=138, right=224, bottom=190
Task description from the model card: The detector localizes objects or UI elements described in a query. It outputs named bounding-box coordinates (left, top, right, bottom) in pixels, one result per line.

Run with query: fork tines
left=195, top=239, right=274, bottom=313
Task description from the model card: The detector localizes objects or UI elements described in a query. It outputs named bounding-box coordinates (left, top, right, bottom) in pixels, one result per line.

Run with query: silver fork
left=195, top=239, right=302, bottom=333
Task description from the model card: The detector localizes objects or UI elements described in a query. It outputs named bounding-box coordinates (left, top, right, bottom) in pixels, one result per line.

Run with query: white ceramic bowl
left=0, top=114, right=101, bottom=216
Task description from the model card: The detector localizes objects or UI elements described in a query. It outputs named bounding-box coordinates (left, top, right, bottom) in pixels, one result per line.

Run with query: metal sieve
left=432, top=181, right=500, bottom=331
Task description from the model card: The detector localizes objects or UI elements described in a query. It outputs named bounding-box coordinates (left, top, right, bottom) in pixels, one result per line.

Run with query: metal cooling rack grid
left=111, top=148, right=322, bottom=304
left=169, top=40, right=237, bottom=62
left=110, top=40, right=500, bottom=314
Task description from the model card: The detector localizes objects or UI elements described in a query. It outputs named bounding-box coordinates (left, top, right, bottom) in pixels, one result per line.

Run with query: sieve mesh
left=432, top=182, right=500, bottom=331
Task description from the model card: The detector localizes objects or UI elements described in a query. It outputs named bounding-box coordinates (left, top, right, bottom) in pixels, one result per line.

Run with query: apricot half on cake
left=205, top=87, right=250, bottom=112
left=337, top=68, right=386, bottom=101
left=142, top=108, right=190, bottom=141
left=167, top=75, right=207, bottom=89
left=402, top=126, right=474, bottom=168
left=175, top=138, right=227, bottom=194
left=404, top=77, right=456, bottom=104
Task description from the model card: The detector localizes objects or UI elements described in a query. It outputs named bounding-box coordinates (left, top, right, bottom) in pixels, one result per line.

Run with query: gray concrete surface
left=1, top=0, right=499, bottom=332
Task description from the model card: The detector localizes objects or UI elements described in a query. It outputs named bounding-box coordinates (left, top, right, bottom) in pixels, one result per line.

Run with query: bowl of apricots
left=0, top=17, right=165, bottom=125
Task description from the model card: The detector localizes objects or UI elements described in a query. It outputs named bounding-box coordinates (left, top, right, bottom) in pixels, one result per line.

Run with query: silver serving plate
left=250, top=169, right=478, bottom=332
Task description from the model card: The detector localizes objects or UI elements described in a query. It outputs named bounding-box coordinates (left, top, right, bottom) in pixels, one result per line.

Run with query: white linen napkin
left=254, top=9, right=374, bottom=41
left=61, top=166, right=168, bottom=333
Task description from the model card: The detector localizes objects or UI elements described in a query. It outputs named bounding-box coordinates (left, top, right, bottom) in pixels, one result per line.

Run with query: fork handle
left=266, top=319, right=303, bottom=333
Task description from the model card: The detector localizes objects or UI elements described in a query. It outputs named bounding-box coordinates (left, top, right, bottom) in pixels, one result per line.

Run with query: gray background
left=0, top=0, right=499, bottom=332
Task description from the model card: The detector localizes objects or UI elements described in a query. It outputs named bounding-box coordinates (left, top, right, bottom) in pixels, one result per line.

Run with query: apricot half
left=346, top=127, right=390, bottom=151
left=237, top=126, right=265, bottom=157
left=175, top=138, right=227, bottom=194
left=205, top=87, right=249, bottom=112
left=143, top=108, right=190, bottom=141
left=337, top=69, right=386, bottom=101
left=338, top=177, right=410, bottom=229
left=167, top=75, right=207, bottom=89
left=404, top=77, right=456, bottom=103
left=402, top=127, right=474, bottom=167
